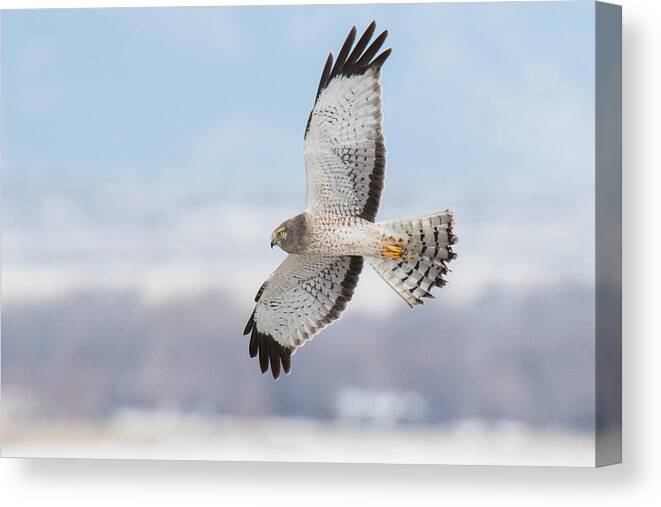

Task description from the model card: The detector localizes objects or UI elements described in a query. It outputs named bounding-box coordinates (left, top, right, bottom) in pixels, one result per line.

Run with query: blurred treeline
left=1, top=284, right=595, bottom=430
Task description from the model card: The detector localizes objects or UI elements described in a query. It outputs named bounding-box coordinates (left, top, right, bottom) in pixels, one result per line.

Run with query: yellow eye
left=279, top=230, right=286, bottom=237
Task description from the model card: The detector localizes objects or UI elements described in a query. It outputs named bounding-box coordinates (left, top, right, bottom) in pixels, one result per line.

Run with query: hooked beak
left=270, top=232, right=276, bottom=249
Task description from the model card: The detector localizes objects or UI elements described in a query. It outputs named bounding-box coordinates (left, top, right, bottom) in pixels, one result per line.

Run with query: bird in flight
left=244, top=22, right=457, bottom=379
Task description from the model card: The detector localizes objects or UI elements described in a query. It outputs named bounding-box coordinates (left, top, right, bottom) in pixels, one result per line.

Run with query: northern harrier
left=244, top=22, right=457, bottom=378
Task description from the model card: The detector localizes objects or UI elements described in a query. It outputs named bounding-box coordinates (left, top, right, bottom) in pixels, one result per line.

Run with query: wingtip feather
left=243, top=311, right=255, bottom=335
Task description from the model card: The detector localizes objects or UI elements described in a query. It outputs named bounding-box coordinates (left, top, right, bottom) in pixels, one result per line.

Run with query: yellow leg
left=382, top=243, right=407, bottom=260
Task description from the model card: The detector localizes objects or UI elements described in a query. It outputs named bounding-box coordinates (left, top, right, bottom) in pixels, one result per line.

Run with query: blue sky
left=1, top=2, right=595, bottom=308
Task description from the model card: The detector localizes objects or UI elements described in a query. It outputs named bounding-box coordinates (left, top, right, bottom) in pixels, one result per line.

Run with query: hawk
left=244, top=22, right=457, bottom=379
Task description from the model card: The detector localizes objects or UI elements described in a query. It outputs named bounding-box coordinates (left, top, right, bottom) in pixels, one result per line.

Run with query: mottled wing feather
left=243, top=255, right=363, bottom=379
left=304, top=22, right=391, bottom=222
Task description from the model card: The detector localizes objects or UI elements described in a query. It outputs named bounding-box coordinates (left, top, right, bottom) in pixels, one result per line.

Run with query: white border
left=1, top=0, right=658, bottom=505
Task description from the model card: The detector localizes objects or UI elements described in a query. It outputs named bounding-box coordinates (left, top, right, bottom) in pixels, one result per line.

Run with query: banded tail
left=368, top=210, right=457, bottom=307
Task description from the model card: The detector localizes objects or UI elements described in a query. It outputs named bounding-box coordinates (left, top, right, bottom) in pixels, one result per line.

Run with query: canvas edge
left=594, top=0, right=622, bottom=468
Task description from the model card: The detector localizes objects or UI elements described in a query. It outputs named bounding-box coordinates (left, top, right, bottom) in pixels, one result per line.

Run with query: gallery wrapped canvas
left=0, top=1, right=621, bottom=466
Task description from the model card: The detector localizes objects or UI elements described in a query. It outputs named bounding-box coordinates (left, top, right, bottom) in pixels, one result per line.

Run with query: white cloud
left=2, top=178, right=593, bottom=314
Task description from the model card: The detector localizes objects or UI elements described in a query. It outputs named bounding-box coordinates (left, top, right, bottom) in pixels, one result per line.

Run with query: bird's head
left=270, top=214, right=307, bottom=254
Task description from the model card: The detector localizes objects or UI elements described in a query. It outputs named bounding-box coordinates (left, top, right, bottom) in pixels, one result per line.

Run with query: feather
left=356, top=30, right=388, bottom=68
left=280, top=347, right=292, bottom=375
left=346, top=21, right=376, bottom=68
left=371, top=48, right=392, bottom=70
left=243, top=310, right=255, bottom=335
left=269, top=343, right=281, bottom=380
left=249, top=328, right=259, bottom=358
left=258, top=334, right=269, bottom=374
left=315, top=52, right=334, bottom=102
left=331, top=26, right=356, bottom=78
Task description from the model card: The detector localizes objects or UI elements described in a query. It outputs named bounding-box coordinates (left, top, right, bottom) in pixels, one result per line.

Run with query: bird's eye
left=279, top=230, right=286, bottom=237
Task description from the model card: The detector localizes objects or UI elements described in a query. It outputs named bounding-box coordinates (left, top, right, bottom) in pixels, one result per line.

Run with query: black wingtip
left=243, top=311, right=255, bottom=335
left=269, top=344, right=281, bottom=380
left=355, top=29, right=388, bottom=67
left=258, top=334, right=269, bottom=374
left=371, top=47, right=392, bottom=70
left=331, top=26, right=357, bottom=79
left=364, top=20, right=377, bottom=39
left=247, top=328, right=293, bottom=379
left=249, top=328, right=259, bottom=358
left=309, top=21, right=391, bottom=112
left=347, top=21, right=377, bottom=66
left=315, top=52, right=334, bottom=102
left=281, top=350, right=291, bottom=375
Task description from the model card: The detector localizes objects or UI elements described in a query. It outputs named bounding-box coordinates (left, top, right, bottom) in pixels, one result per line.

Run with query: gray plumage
left=270, top=214, right=308, bottom=254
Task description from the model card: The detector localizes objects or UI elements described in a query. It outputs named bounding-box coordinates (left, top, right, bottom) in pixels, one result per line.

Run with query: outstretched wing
left=304, top=22, right=392, bottom=222
left=243, top=255, right=363, bottom=379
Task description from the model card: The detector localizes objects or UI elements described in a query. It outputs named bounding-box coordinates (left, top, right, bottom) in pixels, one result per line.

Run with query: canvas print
left=1, top=1, right=621, bottom=466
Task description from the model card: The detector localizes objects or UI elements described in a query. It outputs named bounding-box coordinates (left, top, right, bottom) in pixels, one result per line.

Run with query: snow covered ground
left=1, top=410, right=594, bottom=467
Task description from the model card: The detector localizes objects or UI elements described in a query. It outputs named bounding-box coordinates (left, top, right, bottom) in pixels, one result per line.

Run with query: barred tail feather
left=368, top=210, right=457, bottom=307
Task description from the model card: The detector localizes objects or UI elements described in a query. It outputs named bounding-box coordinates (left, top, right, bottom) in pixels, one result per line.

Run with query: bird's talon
left=382, top=243, right=406, bottom=259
